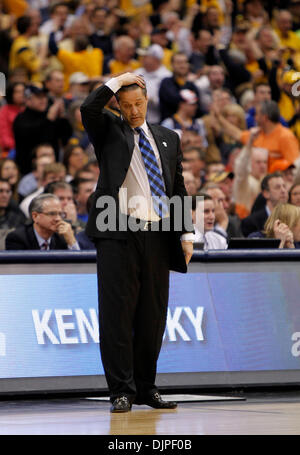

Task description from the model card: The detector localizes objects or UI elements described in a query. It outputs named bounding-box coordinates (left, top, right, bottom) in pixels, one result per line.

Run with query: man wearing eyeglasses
left=5, top=193, right=80, bottom=251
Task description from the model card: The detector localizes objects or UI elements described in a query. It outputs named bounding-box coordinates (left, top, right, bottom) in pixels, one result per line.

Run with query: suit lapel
left=121, top=120, right=135, bottom=165
left=27, top=224, right=40, bottom=250
left=147, top=123, right=172, bottom=197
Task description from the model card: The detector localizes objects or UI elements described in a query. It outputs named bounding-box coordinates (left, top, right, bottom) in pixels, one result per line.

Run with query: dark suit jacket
left=241, top=207, right=268, bottom=238
left=80, top=84, right=193, bottom=272
left=5, top=223, right=69, bottom=250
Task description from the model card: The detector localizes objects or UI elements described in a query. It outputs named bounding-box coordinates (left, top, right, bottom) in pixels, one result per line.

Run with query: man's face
left=196, top=31, right=212, bottom=54
left=219, top=177, right=233, bottom=199
left=32, top=198, right=63, bottom=234
left=0, top=181, right=12, bottom=209
left=53, top=188, right=73, bottom=209
left=53, top=5, right=69, bottom=27
left=46, top=72, right=64, bottom=96
left=172, top=55, right=189, bottom=78
left=258, top=29, right=274, bottom=49
left=255, top=85, right=271, bottom=103
left=277, top=12, right=292, bottom=33
left=264, top=177, right=288, bottom=206
left=26, top=94, right=48, bottom=112
left=206, top=187, right=229, bottom=211
left=209, top=67, right=225, bottom=89
left=118, top=87, right=148, bottom=128
left=251, top=150, right=268, bottom=179
left=92, top=9, right=107, bottom=29
left=36, top=146, right=55, bottom=161
left=195, top=199, right=215, bottom=232
left=183, top=150, right=205, bottom=176
left=76, top=181, right=95, bottom=208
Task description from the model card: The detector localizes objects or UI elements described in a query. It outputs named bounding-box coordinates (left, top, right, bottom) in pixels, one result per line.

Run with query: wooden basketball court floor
left=0, top=391, right=299, bottom=435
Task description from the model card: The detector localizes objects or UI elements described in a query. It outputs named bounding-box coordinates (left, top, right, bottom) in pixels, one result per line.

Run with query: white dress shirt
left=194, top=226, right=227, bottom=250
left=105, top=78, right=195, bottom=242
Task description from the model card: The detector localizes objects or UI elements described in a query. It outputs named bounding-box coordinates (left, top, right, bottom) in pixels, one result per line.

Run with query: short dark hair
left=259, top=100, right=280, bottom=123
left=16, top=16, right=31, bottom=34
left=261, top=171, right=284, bottom=192
left=115, top=83, right=147, bottom=101
left=191, top=192, right=212, bottom=211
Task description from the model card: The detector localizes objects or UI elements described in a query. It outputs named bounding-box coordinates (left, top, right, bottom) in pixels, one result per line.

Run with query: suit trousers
left=95, top=228, right=170, bottom=402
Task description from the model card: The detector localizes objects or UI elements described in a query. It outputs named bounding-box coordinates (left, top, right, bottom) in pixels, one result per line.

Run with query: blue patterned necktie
left=135, top=127, right=168, bottom=218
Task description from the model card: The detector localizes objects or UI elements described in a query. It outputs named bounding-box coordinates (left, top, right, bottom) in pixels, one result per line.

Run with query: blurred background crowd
left=1, top=0, right=300, bottom=250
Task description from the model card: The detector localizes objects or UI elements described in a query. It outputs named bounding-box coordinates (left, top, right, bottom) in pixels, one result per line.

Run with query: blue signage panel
left=0, top=270, right=300, bottom=379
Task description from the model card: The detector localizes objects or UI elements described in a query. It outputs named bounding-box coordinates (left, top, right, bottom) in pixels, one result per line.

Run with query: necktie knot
left=135, top=127, right=143, bottom=135
left=41, top=241, right=49, bottom=250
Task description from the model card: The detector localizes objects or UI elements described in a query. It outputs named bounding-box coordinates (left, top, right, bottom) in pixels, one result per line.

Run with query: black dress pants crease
left=95, top=229, right=170, bottom=403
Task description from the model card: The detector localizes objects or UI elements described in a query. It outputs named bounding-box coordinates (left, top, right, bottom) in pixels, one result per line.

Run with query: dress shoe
left=110, top=396, right=132, bottom=413
left=144, top=391, right=177, bottom=409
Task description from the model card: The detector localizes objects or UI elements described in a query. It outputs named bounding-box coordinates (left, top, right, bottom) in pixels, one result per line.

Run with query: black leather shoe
left=144, top=391, right=177, bottom=409
left=110, top=396, right=132, bottom=413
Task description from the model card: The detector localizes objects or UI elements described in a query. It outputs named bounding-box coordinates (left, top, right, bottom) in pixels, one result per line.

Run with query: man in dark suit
left=80, top=73, right=194, bottom=413
left=241, top=172, right=289, bottom=237
left=6, top=193, right=80, bottom=250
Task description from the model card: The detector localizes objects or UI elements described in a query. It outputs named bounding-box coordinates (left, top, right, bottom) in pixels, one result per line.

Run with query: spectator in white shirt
left=192, top=193, right=227, bottom=250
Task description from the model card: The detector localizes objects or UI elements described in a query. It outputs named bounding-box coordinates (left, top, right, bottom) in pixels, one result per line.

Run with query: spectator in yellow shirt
left=103, top=35, right=140, bottom=76
left=9, top=15, right=43, bottom=82
left=48, top=32, right=103, bottom=91
left=275, top=9, right=300, bottom=63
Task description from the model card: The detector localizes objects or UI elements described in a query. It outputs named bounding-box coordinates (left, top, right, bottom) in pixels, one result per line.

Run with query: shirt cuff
left=105, top=78, right=122, bottom=94
left=180, top=233, right=195, bottom=242
left=68, top=241, right=80, bottom=251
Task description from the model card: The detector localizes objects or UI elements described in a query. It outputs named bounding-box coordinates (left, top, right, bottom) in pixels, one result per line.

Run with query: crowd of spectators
left=1, top=0, right=300, bottom=251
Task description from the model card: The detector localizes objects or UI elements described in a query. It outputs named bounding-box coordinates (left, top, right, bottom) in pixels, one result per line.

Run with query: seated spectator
left=161, top=89, right=208, bottom=147
left=6, top=193, right=80, bottom=251
left=182, top=146, right=206, bottom=191
left=233, top=127, right=268, bottom=215
left=0, top=178, right=26, bottom=231
left=241, top=171, right=289, bottom=237
left=46, top=180, right=84, bottom=235
left=203, top=182, right=243, bottom=240
left=159, top=52, right=202, bottom=121
left=192, top=193, right=227, bottom=250
left=76, top=193, right=95, bottom=250
left=13, top=84, right=72, bottom=175
left=250, top=203, right=300, bottom=249
left=20, top=162, right=67, bottom=218
left=134, top=44, right=171, bottom=124
left=103, top=35, right=140, bottom=76
left=73, top=178, right=96, bottom=225
left=0, top=82, right=25, bottom=158
left=269, top=160, right=296, bottom=192
left=289, top=182, right=300, bottom=207
left=17, top=143, right=56, bottom=199
left=0, top=159, right=21, bottom=202
left=63, top=144, right=88, bottom=181
left=214, top=100, right=300, bottom=173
